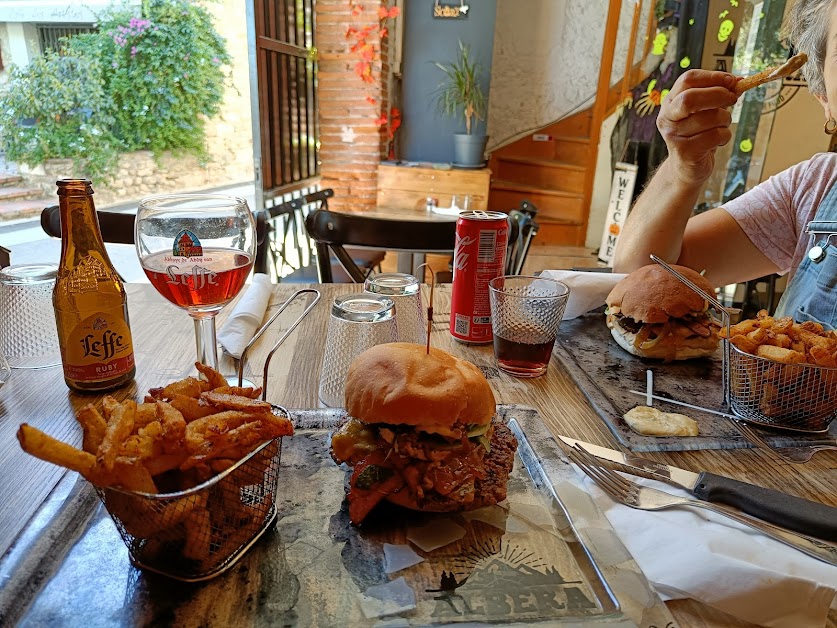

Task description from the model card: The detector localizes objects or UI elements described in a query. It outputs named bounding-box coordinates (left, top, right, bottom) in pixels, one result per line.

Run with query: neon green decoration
left=730, top=0, right=738, bottom=6
left=680, top=56, right=691, bottom=68
left=719, top=9, right=729, bottom=18
left=740, top=138, right=753, bottom=153
left=652, top=32, right=668, bottom=56
left=689, top=18, right=695, bottom=25
left=718, top=19, right=734, bottom=42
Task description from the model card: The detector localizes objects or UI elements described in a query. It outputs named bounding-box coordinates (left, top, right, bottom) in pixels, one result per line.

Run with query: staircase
left=0, top=171, right=50, bottom=221
left=488, top=110, right=594, bottom=246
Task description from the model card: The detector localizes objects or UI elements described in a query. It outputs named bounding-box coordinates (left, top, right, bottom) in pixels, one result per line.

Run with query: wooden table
left=1, top=283, right=835, bottom=627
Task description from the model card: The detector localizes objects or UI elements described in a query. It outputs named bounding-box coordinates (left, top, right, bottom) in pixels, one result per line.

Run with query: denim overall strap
left=774, top=180, right=837, bottom=328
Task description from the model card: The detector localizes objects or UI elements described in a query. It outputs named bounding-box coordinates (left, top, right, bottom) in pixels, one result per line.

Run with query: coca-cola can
left=450, top=210, right=509, bottom=344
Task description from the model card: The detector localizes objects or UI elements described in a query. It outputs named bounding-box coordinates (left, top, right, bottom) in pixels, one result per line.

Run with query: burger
left=605, top=264, right=721, bottom=361
left=330, top=342, right=518, bottom=525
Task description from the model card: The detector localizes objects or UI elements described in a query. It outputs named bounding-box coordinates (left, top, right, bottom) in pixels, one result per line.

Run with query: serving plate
left=8, top=405, right=674, bottom=627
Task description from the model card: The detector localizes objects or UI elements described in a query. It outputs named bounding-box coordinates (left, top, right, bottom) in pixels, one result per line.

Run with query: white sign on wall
left=598, top=162, right=638, bottom=265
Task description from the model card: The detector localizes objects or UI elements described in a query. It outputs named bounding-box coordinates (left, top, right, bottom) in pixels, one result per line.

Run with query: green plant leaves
left=433, top=41, right=486, bottom=135
left=0, top=0, right=231, bottom=181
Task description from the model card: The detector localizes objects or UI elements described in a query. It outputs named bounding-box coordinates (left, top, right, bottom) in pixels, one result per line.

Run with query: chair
left=258, top=189, right=385, bottom=282
left=304, top=208, right=457, bottom=283
left=506, top=201, right=540, bottom=275
left=0, top=246, right=10, bottom=269
left=41, top=205, right=136, bottom=244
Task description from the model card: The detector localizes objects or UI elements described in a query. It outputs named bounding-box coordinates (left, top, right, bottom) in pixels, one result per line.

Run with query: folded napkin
left=217, top=273, right=273, bottom=359
left=430, top=205, right=462, bottom=217
left=578, top=472, right=837, bottom=628
left=540, top=269, right=627, bottom=319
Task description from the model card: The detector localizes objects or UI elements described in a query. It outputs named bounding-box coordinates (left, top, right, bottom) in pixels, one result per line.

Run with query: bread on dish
left=605, top=264, right=720, bottom=361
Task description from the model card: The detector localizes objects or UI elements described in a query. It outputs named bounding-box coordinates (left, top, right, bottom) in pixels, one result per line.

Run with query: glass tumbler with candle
left=363, top=273, right=426, bottom=344
left=318, top=294, right=396, bottom=407
left=488, top=275, right=570, bottom=377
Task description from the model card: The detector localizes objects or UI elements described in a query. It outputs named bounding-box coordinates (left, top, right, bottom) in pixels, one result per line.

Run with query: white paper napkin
left=217, top=273, right=273, bottom=359
left=540, top=269, right=626, bottom=319
left=578, top=472, right=837, bottom=627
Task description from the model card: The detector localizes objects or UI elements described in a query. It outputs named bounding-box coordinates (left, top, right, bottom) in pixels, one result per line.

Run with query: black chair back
left=505, top=201, right=540, bottom=275
left=305, top=209, right=456, bottom=283
left=255, top=189, right=334, bottom=277
left=41, top=205, right=136, bottom=244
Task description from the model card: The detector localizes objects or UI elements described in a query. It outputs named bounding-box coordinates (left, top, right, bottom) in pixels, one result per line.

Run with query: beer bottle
left=53, top=179, right=136, bottom=392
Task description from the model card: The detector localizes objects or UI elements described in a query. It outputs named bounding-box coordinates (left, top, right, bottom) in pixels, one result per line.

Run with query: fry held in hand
left=735, top=52, right=807, bottom=96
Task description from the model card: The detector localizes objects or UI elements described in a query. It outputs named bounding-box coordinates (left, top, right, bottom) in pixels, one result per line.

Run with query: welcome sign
left=598, top=162, right=638, bottom=265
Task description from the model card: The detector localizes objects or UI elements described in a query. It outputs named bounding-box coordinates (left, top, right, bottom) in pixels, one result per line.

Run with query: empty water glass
left=318, top=294, right=397, bottom=407
left=0, top=264, right=62, bottom=369
left=364, top=273, right=426, bottom=344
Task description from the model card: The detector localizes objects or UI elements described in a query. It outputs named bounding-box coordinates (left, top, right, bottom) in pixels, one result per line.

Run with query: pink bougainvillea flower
left=374, top=114, right=388, bottom=126
left=366, top=96, right=377, bottom=105
left=379, top=27, right=388, bottom=39
left=387, top=6, right=400, bottom=18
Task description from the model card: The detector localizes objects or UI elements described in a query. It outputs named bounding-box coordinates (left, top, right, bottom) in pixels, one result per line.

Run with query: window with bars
left=37, top=24, right=96, bottom=54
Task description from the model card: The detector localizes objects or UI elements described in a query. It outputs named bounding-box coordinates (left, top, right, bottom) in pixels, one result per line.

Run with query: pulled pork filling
left=611, top=311, right=720, bottom=350
left=331, top=418, right=499, bottom=524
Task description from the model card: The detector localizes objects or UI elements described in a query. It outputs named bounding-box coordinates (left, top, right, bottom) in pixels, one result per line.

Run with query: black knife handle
left=693, top=472, right=837, bottom=542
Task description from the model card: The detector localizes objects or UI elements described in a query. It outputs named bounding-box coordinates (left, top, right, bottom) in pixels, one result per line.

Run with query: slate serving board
left=553, top=312, right=837, bottom=452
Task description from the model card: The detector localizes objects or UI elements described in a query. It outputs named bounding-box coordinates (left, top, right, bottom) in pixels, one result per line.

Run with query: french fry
left=210, top=385, right=263, bottom=399
left=76, top=404, right=107, bottom=454
left=194, top=362, right=227, bottom=390
left=756, top=344, right=806, bottom=364
left=17, top=424, right=96, bottom=477
left=98, top=399, right=137, bottom=472
left=182, top=508, right=213, bottom=562
left=200, top=391, right=272, bottom=413
left=169, top=393, right=216, bottom=422
left=157, top=401, right=187, bottom=451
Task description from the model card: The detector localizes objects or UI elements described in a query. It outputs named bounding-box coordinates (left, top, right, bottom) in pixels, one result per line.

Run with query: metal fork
left=733, top=419, right=837, bottom=464
left=566, top=444, right=837, bottom=566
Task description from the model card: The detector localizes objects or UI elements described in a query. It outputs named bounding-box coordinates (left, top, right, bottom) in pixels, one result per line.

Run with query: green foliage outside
left=0, top=0, right=231, bottom=182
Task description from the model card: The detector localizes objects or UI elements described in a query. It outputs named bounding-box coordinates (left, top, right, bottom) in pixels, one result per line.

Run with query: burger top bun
left=606, top=264, right=714, bottom=323
left=345, top=342, right=496, bottom=429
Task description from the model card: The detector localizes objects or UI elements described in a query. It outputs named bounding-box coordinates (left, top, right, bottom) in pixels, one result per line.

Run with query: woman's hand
left=656, top=70, right=738, bottom=184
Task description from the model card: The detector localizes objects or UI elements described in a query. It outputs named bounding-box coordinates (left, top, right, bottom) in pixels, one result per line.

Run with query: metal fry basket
left=97, top=413, right=286, bottom=582
left=727, top=344, right=837, bottom=432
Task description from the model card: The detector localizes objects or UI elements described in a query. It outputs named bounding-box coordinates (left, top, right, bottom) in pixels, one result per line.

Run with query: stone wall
left=18, top=0, right=255, bottom=208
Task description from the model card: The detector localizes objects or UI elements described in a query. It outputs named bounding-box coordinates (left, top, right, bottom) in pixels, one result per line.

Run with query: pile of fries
left=723, top=311, right=837, bottom=430
left=722, top=310, right=837, bottom=366
left=17, top=363, right=293, bottom=578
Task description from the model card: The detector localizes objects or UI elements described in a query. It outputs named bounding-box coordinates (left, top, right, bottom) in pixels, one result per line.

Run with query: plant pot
left=452, top=133, right=488, bottom=168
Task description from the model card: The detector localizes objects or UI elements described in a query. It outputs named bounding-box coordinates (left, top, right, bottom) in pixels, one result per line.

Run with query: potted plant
left=435, top=41, right=488, bottom=167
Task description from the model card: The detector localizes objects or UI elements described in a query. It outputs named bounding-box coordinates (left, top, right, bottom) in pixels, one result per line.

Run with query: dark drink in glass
left=488, top=276, right=570, bottom=378
left=493, top=334, right=554, bottom=377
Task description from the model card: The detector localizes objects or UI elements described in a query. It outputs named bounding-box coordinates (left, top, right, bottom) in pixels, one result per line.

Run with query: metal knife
left=556, top=435, right=837, bottom=542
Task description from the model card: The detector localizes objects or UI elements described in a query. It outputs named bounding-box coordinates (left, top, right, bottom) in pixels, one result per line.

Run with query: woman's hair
left=785, top=0, right=834, bottom=96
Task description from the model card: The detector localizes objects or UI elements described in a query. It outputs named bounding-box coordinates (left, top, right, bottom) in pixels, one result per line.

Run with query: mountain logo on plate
left=428, top=541, right=596, bottom=620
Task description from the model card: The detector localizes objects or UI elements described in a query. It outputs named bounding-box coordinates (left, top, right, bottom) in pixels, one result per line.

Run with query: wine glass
left=135, top=194, right=256, bottom=370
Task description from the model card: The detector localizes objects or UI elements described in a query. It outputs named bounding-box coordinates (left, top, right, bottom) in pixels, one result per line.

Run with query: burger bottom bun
left=385, top=423, right=517, bottom=512
left=609, top=324, right=718, bottom=360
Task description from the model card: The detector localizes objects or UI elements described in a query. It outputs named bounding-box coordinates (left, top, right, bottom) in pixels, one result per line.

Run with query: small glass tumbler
left=318, top=294, right=397, bottom=407
left=488, top=275, right=570, bottom=378
left=364, top=273, right=426, bottom=345
left=0, top=264, right=62, bottom=369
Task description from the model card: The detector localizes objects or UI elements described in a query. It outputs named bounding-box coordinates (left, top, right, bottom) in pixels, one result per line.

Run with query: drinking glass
left=135, top=194, right=256, bottom=370
left=0, top=263, right=62, bottom=369
left=488, top=275, right=570, bottom=378
left=0, top=351, right=10, bottom=386
left=318, top=294, right=396, bottom=407
left=363, top=273, right=426, bottom=344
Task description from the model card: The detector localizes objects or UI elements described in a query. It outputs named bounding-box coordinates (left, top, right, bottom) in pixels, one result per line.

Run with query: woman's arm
left=613, top=70, right=740, bottom=273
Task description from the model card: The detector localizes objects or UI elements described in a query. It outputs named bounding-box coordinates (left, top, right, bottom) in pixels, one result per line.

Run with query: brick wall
left=316, top=0, right=391, bottom=212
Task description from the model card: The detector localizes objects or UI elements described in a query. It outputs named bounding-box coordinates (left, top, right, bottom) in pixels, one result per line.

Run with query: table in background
left=0, top=283, right=834, bottom=628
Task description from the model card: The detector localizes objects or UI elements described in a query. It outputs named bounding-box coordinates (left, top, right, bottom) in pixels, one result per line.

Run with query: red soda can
left=450, top=210, right=509, bottom=344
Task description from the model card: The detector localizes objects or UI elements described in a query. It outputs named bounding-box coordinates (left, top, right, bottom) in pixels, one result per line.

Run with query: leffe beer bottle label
left=60, top=308, right=135, bottom=381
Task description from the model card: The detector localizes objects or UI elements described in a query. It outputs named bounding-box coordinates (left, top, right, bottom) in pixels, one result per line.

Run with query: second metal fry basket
left=728, top=345, right=837, bottom=432
left=97, top=407, right=288, bottom=582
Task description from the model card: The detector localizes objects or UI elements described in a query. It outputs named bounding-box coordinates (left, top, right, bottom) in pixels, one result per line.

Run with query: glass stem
left=193, top=314, right=218, bottom=370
